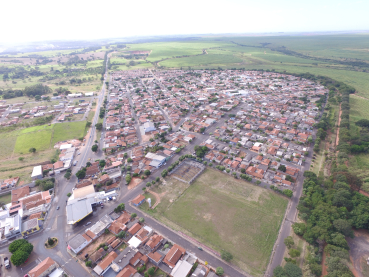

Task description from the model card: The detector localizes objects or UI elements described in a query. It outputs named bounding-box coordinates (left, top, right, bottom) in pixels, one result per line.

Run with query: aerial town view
left=1, top=1, right=369, bottom=277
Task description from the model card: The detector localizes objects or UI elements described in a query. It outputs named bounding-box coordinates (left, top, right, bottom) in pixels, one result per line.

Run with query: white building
left=31, top=165, right=43, bottom=180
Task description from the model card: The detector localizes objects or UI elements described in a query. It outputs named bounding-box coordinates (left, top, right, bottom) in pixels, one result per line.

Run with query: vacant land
left=51, top=121, right=87, bottom=145
left=14, top=129, right=53, bottom=154
left=1, top=121, right=86, bottom=159
left=142, top=168, right=287, bottom=276
left=0, top=193, right=11, bottom=205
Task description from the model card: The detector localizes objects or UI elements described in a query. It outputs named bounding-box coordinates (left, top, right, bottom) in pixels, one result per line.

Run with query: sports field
left=142, top=168, right=288, bottom=276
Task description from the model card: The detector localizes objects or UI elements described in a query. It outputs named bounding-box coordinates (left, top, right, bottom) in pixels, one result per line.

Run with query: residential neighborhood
left=0, top=69, right=326, bottom=277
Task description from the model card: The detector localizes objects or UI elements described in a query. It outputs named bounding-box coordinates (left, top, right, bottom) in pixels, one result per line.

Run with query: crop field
left=142, top=168, right=287, bottom=276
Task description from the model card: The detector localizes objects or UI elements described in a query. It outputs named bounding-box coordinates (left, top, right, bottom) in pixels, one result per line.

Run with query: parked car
left=56, top=206, right=60, bottom=210
left=4, top=257, right=10, bottom=269
left=85, top=222, right=92, bottom=226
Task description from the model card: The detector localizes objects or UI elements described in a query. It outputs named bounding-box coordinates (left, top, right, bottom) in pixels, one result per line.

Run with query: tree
left=91, top=144, right=98, bottom=152
left=284, top=236, right=294, bottom=249
left=114, top=203, right=125, bottom=213
left=85, top=261, right=92, bottom=267
left=48, top=237, right=54, bottom=246
left=117, top=231, right=126, bottom=239
left=284, top=262, right=302, bottom=277
left=67, top=193, right=72, bottom=197
left=139, top=217, right=145, bottom=223
left=283, top=189, right=293, bottom=198
left=156, top=177, right=160, bottom=183
left=216, top=267, right=224, bottom=276
left=273, top=266, right=288, bottom=277
left=18, top=157, right=24, bottom=161
left=221, top=250, right=233, bottom=262
left=29, top=147, right=36, bottom=153
left=127, top=158, right=133, bottom=163
left=289, top=248, right=301, bottom=258
left=125, top=174, right=132, bottom=184
left=144, top=169, right=151, bottom=176
left=76, top=169, right=86, bottom=179
left=131, top=213, right=137, bottom=219
left=95, top=123, right=103, bottom=130
left=10, top=250, right=29, bottom=266
left=333, top=219, right=354, bottom=238
left=64, top=172, right=71, bottom=180
left=9, top=239, right=28, bottom=253
left=278, top=164, right=286, bottom=172
left=292, top=223, right=306, bottom=236
left=99, top=160, right=106, bottom=168
left=147, top=267, right=155, bottom=276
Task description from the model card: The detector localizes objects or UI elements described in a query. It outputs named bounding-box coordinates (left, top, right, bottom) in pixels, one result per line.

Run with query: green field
left=14, top=130, right=53, bottom=154
left=5, top=121, right=88, bottom=155
left=51, top=121, right=87, bottom=145
left=142, top=168, right=287, bottom=276
left=0, top=193, right=11, bottom=205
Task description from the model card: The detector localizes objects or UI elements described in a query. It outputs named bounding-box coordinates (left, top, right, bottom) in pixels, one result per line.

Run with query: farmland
left=141, top=168, right=288, bottom=276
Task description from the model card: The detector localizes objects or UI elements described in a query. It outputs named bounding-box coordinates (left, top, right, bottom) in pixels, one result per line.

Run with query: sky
left=1, top=0, right=368, bottom=44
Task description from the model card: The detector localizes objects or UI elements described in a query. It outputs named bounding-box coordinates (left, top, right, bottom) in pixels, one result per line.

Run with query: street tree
left=284, top=236, right=295, bottom=249
left=91, top=144, right=98, bottom=152
left=216, top=267, right=224, bottom=276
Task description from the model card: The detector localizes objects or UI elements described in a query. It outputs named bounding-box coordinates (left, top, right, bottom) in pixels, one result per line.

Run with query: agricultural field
left=142, top=168, right=288, bottom=276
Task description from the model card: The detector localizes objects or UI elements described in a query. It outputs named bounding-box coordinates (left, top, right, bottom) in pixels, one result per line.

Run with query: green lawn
left=0, top=129, right=19, bottom=159
left=0, top=193, right=11, bottom=205
left=51, top=121, right=87, bottom=145
left=20, top=124, right=55, bottom=134
left=14, top=130, right=53, bottom=154
left=143, top=168, right=288, bottom=276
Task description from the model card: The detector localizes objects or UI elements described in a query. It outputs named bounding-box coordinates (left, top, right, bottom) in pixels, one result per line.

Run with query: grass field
left=14, top=129, right=53, bottom=154
left=51, top=121, right=87, bottom=145
left=142, top=168, right=287, bottom=276
left=0, top=193, right=11, bottom=205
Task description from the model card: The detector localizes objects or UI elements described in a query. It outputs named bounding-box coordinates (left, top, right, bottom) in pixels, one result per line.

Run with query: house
left=147, top=251, right=165, bottom=266
left=11, top=185, right=30, bottom=203
left=68, top=233, right=92, bottom=254
left=163, top=244, right=186, bottom=268
left=31, top=165, right=43, bottom=180
left=191, top=264, right=207, bottom=277
left=93, top=251, right=118, bottom=276
left=145, top=234, right=164, bottom=252
left=132, top=194, right=146, bottom=206
left=27, top=257, right=58, bottom=277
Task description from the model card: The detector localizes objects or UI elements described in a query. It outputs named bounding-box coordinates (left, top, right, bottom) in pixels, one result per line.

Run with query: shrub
left=221, top=250, right=233, bottom=261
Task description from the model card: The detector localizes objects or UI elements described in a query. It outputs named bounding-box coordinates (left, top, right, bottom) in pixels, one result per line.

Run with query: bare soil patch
left=128, top=177, right=143, bottom=190
left=78, top=232, right=115, bottom=259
